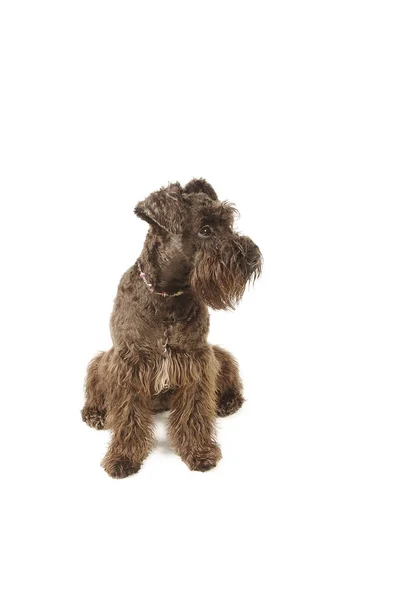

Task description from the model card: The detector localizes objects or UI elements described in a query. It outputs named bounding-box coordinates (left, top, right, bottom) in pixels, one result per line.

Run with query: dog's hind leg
left=82, top=351, right=107, bottom=430
left=213, top=345, right=245, bottom=417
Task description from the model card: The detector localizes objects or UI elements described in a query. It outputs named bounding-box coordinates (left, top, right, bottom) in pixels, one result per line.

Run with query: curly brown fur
left=213, top=345, right=245, bottom=417
left=82, top=353, right=107, bottom=429
left=82, top=178, right=262, bottom=478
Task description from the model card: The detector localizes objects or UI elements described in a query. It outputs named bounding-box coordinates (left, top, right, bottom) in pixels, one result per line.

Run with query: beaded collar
left=137, top=263, right=184, bottom=298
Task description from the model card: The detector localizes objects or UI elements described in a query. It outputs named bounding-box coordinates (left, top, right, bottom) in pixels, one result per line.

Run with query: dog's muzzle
left=191, top=234, right=262, bottom=310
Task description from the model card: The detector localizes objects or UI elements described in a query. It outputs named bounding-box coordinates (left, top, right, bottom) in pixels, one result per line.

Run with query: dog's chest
left=157, top=319, right=187, bottom=353
left=151, top=315, right=206, bottom=393
left=152, top=325, right=184, bottom=393
left=154, top=302, right=207, bottom=353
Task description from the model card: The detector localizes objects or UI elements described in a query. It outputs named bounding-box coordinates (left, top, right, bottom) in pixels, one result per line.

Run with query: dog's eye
left=199, top=225, right=213, bottom=238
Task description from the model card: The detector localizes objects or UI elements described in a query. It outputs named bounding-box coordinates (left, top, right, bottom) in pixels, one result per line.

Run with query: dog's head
left=134, top=179, right=262, bottom=309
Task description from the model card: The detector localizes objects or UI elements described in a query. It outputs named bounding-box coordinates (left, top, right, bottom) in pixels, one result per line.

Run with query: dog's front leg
left=168, top=352, right=221, bottom=472
left=101, top=389, right=154, bottom=479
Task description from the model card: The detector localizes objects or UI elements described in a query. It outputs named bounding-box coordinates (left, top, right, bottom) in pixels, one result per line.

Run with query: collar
left=137, top=263, right=184, bottom=298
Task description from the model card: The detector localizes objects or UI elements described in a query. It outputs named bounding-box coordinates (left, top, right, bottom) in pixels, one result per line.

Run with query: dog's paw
left=217, top=391, right=245, bottom=417
left=101, top=454, right=141, bottom=479
left=186, top=444, right=222, bottom=472
left=81, top=406, right=107, bottom=430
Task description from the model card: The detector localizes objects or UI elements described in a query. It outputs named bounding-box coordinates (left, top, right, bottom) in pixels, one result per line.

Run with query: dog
left=82, top=178, right=262, bottom=477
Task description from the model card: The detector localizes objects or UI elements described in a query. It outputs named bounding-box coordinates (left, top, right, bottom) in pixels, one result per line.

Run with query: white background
left=1, top=1, right=397, bottom=598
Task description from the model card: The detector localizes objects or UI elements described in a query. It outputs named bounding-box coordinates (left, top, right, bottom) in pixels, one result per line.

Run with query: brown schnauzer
left=82, top=178, right=262, bottom=477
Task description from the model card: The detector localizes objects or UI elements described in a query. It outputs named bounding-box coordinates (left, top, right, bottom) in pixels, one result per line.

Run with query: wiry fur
left=82, top=178, right=262, bottom=477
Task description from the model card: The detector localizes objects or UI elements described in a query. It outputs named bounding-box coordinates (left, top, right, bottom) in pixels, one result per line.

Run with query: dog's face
left=135, top=179, right=262, bottom=309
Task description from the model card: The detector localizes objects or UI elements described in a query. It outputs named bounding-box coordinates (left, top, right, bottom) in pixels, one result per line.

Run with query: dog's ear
left=134, top=182, right=185, bottom=234
left=184, top=178, right=218, bottom=202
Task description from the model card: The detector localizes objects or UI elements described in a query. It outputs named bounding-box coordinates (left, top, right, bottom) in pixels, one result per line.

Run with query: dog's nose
left=243, top=238, right=260, bottom=259
left=245, top=240, right=262, bottom=274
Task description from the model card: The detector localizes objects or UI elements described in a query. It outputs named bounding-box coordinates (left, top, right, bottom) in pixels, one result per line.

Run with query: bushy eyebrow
left=199, top=201, right=238, bottom=227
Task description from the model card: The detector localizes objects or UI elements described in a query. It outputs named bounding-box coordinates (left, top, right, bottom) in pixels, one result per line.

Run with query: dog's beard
left=190, top=236, right=262, bottom=310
